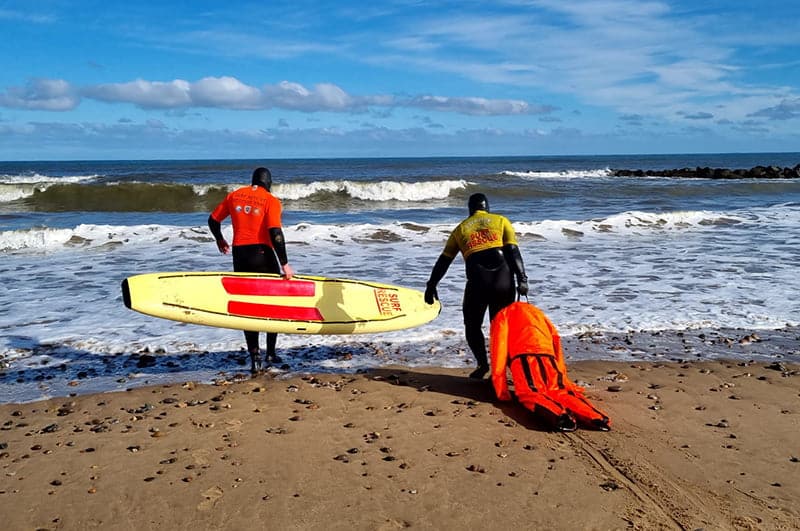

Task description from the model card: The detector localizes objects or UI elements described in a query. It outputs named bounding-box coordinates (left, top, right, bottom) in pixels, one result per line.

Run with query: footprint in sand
left=225, top=419, right=243, bottom=432
left=197, top=486, right=224, bottom=511
left=191, top=449, right=212, bottom=466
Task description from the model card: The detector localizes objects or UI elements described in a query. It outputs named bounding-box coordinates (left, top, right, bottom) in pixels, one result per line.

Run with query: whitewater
left=1, top=154, right=799, bottom=402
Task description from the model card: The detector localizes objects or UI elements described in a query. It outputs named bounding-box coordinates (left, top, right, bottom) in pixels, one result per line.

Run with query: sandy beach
left=1, top=359, right=798, bottom=530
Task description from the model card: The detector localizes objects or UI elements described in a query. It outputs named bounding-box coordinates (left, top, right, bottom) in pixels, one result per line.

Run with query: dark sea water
left=2, top=153, right=800, bottom=402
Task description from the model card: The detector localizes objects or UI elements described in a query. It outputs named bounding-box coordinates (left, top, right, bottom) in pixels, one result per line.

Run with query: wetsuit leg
left=487, top=267, right=515, bottom=321
left=463, top=250, right=515, bottom=378
left=232, top=244, right=281, bottom=369
left=462, top=279, right=490, bottom=371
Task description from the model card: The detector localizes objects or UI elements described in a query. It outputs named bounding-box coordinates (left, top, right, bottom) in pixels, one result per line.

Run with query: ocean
left=2, top=153, right=800, bottom=403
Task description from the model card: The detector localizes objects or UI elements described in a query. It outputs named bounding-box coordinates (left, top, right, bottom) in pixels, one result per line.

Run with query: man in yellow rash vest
left=424, top=193, right=528, bottom=379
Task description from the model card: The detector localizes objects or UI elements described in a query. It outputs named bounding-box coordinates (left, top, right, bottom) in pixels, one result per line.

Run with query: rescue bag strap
left=546, top=355, right=566, bottom=389
left=510, top=353, right=566, bottom=390
left=508, top=352, right=553, bottom=362
left=517, top=357, right=538, bottom=392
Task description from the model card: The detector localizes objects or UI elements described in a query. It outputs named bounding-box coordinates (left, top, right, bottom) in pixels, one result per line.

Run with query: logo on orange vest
left=374, top=289, right=403, bottom=316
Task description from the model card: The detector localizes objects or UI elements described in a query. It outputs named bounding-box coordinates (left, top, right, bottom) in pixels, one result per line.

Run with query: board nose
left=121, top=278, right=132, bottom=309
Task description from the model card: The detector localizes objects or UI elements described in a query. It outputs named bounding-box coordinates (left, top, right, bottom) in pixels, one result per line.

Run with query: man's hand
left=282, top=263, right=295, bottom=280
left=424, top=283, right=439, bottom=305
left=517, top=277, right=529, bottom=297
left=216, top=238, right=230, bottom=255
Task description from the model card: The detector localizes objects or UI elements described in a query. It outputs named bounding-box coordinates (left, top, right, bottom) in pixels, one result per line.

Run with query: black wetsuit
left=232, top=244, right=281, bottom=355
left=425, top=208, right=527, bottom=376
left=463, top=248, right=516, bottom=368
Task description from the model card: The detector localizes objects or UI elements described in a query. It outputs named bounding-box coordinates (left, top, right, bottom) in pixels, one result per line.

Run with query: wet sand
left=1, top=360, right=798, bottom=530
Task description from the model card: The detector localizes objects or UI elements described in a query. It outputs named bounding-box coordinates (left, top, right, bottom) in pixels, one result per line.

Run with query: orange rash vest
left=210, top=185, right=283, bottom=247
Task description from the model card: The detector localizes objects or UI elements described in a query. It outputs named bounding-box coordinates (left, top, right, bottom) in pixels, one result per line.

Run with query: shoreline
left=1, top=359, right=798, bottom=530
left=3, top=325, right=799, bottom=405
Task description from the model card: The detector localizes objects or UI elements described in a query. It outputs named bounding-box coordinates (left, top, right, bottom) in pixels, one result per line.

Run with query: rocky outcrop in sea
left=612, top=164, right=800, bottom=179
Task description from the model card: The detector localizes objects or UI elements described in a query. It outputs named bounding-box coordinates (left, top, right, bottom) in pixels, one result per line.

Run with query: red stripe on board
left=222, top=277, right=316, bottom=297
left=228, top=301, right=324, bottom=321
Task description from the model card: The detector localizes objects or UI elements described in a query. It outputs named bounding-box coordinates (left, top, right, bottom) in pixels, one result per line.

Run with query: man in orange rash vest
left=208, top=167, right=294, bottom=374
left=490, top=301, right=611, bottom=432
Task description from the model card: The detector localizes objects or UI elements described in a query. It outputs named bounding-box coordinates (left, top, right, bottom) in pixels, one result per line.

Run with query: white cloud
left=2, top=76, right=548, bottom=117
left=0, top=78, right=78, bottom=111
left=3, top=116, right=796, bottom=159
left=362, top=0, right=799, bottom=124
left=0, top=8, right=54, bottom=24
left=191, top=77, right=262, bottom=109
left=404, top=95, right=551, bottom=116
left=747, top=98, right=800, bottom=121
left=85, top=79, right=192, bottom=108
left=262, top=81, right=356, bottom=111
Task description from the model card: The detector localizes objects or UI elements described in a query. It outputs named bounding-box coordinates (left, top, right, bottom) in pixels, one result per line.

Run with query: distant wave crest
left=275, top=179, right=470, bottom=201
left=0, top=174, right=101, bottom=203
left=502, top=169, right=612, bottom=179
left=1, top=179, right=470, bottom=210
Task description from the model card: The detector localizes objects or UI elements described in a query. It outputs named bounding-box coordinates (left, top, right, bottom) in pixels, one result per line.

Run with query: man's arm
left=425, top=253, right=453, bottom=304
left=503, top=243, right=528, bottom=296
left=269, top=227, right=293, bottom=279
left=208, top=215, right=229, bottom=254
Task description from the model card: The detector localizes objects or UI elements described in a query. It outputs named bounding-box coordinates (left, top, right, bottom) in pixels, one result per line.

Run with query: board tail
left=121, top=279, right=132, bottom=309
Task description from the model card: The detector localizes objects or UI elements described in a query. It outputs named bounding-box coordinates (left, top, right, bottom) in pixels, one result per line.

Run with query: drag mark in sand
left=567, top=432, right=687, bottom=530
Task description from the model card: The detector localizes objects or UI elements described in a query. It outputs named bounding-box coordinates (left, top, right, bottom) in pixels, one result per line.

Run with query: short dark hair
left=251, top=167, right=272, bottom=190
left=468, top=193, right=489, bottom=214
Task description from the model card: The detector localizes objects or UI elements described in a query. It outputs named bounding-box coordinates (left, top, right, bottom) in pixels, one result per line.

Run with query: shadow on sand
left=364, top=367, right=557, bottom=432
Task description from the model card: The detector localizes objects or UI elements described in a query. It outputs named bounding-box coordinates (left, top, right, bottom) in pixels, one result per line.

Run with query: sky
left=1, top=0, right=799, bottom=160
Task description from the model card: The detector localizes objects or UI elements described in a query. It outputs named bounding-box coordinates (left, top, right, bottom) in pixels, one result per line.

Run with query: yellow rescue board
left=122, top=272, right=441, bottom=334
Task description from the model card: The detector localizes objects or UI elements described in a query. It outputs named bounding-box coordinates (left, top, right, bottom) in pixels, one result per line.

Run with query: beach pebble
left=599, top=480, right=620, bottom=491
left=607, top=385, right=623, bottom=392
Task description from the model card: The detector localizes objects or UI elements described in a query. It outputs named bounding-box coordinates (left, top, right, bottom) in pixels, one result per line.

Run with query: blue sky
left=1, top=0, right=799, bottom=160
